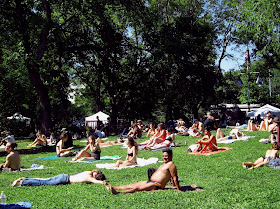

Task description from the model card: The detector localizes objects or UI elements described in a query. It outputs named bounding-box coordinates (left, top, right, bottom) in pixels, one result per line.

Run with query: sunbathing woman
left=146, top=129, right=175, bottom=150
left=247, top=119, right=259, bottom=131
left=146, top=123, right=156, bottom=138
left=143, top=123, right=166, bottom=148
left=216, top=128, right=243, bottom=142
left=259, top=113, right=273, bottom=131
left=72, top=135, right=101, bottom=162
left=193, top=127, right=217, bottom=153
left=242, top=143, right=279, bottom=169
left=28, top=130, right=46, bottom=147
left=56, top=134, right=73, bottom=157
left=114, top=137, right=137, bottom=167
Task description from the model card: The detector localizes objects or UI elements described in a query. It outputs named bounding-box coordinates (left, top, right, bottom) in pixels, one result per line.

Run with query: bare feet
left=105, top=184, right=118, bottom=195
left=12, top=177, right=24, bottom=187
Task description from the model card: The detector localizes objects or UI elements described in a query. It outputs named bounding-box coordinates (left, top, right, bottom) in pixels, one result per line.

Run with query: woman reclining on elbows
left=114, top=137, right=137, bottom=167
left=71, top=135, right=101, bottom=162
left=242, top=143, right=279, bottom=169
left=216, top=128, right=243, bottom=142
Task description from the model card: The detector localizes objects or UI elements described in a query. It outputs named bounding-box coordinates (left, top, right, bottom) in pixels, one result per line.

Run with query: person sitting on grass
left=259, top=112, right=273, bottom=131
left=0, top=132, right=15, bottom=146
left=28, top=130, right=46, bottom=147
left=12, top=169, right=106, bottom=187
left=71, top=135, right=101, bottom=162
left=47, top=129, right=56, bottom=145
left=56, top=133, right=73, bottom=157
left=146, top=123, right=156, bottom=138
left=247, top=119, right=259, bottom=131
left=242, top=143, right=279, bottom=170
left=193, top=127, right=217, bottom=153
left=0, top=142, right=21, bottom=171
left=216, top=128, right=243, bottom=142
left=106, top=149, right=181, bottom=194
left=146, top=129, right=175, bottom=150
left=143, top=123, right=166, bottom=148
left=268, top=122, right=278, bottom=144
left=114, top=137, right=137, bottom=167
left=188, top=119, right=205, bottom=137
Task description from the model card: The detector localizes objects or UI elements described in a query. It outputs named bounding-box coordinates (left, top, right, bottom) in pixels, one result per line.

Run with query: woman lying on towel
left=145, top=129, right=174, bottom=150
left=114, top=137, right=137, bottom=167
left=56, top=134, right=74, bottom=157
left=72, top=135, right=101, bottom=162
left=193, top=127, right=217, bottom=153
left=242, top=143, right=279, bottom=169
left=96, top=138, right=124, bottom=147
left=216, top=128, right=243, bottom=142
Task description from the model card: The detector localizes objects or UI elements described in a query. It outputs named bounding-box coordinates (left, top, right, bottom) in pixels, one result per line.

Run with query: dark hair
left=95, top=170, right=106, bottom=181
left=272, top=143, right=280, bottom=150
left=205, top=126, right=212, bottom=132
left=7, top=142, right=17, bottom=149
left=60, top=133, right=68, bottom=140
left=127, top=137, right=138, bottom=153
left=162, top=148, right=173, bottom=156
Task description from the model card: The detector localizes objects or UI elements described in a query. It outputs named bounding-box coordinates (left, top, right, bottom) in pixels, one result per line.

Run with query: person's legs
left=114, top=160, right=124, bottom=167
left=120, top=160, right=137, bottom=167
left=20, top=174, right=69, bottom=186
left=110, top=182, right=157, bottom=194
left=72, top=150, right=90, bottom=162
left=113, top=181, right=147, bottom=190
left=216, top=128, right=224, bottom=139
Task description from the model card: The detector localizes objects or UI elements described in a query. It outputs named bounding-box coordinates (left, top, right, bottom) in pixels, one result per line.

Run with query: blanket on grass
left=1, top=164, right=50, bottom=172
left=188, top=147, right=232, bottom=156
left=96, top=157, right=158, bottom=170
left=217, top=136, right=255, bottom=144
left=0, top=202, right=32, bottom=209
left=38, top=155, right=65, bottom=160
left=75, top=156, right=122, bottom=163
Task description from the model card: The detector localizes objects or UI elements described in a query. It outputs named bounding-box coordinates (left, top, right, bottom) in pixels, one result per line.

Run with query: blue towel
left=0, top=202, right=32, bottom=209
left=38, top=155, right=62, bottom=160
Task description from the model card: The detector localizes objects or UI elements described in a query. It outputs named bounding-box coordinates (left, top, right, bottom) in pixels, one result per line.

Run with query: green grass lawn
left=0, top=130, right=280, bottom=208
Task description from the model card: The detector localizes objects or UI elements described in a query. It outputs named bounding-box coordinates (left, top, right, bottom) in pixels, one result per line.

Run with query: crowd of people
left=0, top=110, right=279, bottom=196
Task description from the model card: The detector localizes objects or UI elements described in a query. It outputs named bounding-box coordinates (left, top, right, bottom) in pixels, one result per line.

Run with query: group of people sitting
left=247, top=112, right=279, bottom=144
left=140, top=123, right=175, bottom=150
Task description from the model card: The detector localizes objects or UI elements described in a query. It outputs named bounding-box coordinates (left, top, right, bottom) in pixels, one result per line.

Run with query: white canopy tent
left=246, top=104, right=280, bottom=117
left=85, top=111, right=109, bottom=129
left=7, top=113, right=31, bottom=125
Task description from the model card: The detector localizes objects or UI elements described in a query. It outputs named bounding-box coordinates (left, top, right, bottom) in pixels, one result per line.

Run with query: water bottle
left=0, top=191, right=6, bottom=205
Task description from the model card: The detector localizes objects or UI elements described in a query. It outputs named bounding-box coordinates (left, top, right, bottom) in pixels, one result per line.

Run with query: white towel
left=96, top=157, right=159, bottom=170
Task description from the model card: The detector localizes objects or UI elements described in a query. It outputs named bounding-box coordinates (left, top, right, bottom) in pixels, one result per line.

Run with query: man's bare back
left=69, top=170, right=104, bottom=184
left=6, top=151, right=21, bottom=170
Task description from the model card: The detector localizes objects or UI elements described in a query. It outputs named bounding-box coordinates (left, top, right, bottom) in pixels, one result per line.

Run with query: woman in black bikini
left=71, top=135, right=101, bottom=162
left=114, top=137, right=137, bottom=167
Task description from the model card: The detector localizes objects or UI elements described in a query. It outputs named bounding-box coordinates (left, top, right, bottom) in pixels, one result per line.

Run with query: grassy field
left=0, top=129, right=279, bottom=208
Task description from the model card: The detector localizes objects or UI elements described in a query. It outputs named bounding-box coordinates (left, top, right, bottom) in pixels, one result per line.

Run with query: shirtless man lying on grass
left=12, top=170, right=106, bottom=187
left=106, top=149, right=181, bottom=194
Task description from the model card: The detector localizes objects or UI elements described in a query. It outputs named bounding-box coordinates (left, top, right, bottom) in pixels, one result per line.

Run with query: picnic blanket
left=0, top=202, right=32, bottom=209
left=38, top=155, right=64, bottom=160
left=217, top=136, right=255, bottom=144
left=96, top=157, right=159, bottom=170
left=188, top=147, right=232, bottom=156
left=75, top=156, right=122, bottom=163
left=1, top=164, right=50, bottom=172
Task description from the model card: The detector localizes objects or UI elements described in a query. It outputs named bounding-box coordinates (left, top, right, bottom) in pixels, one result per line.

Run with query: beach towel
left=217, top=136, right=255, bottom=144
left=188, top=147, right=232, bottom=156
left=0, top=202, right=32, bottom=209
left=96, top=157, right=159, bottom=170
left=75, top=156, right=122, bottom=163
left=1, top=164, right=51, bottom=172
left=38, top=155, right=66, bottom=160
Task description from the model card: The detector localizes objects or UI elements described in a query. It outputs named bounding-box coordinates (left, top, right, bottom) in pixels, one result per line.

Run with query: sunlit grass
left=0, top=129, right=279, bottom=208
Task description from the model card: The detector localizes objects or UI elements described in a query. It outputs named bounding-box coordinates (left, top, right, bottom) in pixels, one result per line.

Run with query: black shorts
left=146, top=180, right=162, bottom=190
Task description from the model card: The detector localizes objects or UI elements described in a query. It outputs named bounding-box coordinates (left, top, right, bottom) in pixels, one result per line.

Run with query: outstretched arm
left=169, top=163, right=181, bottom=192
